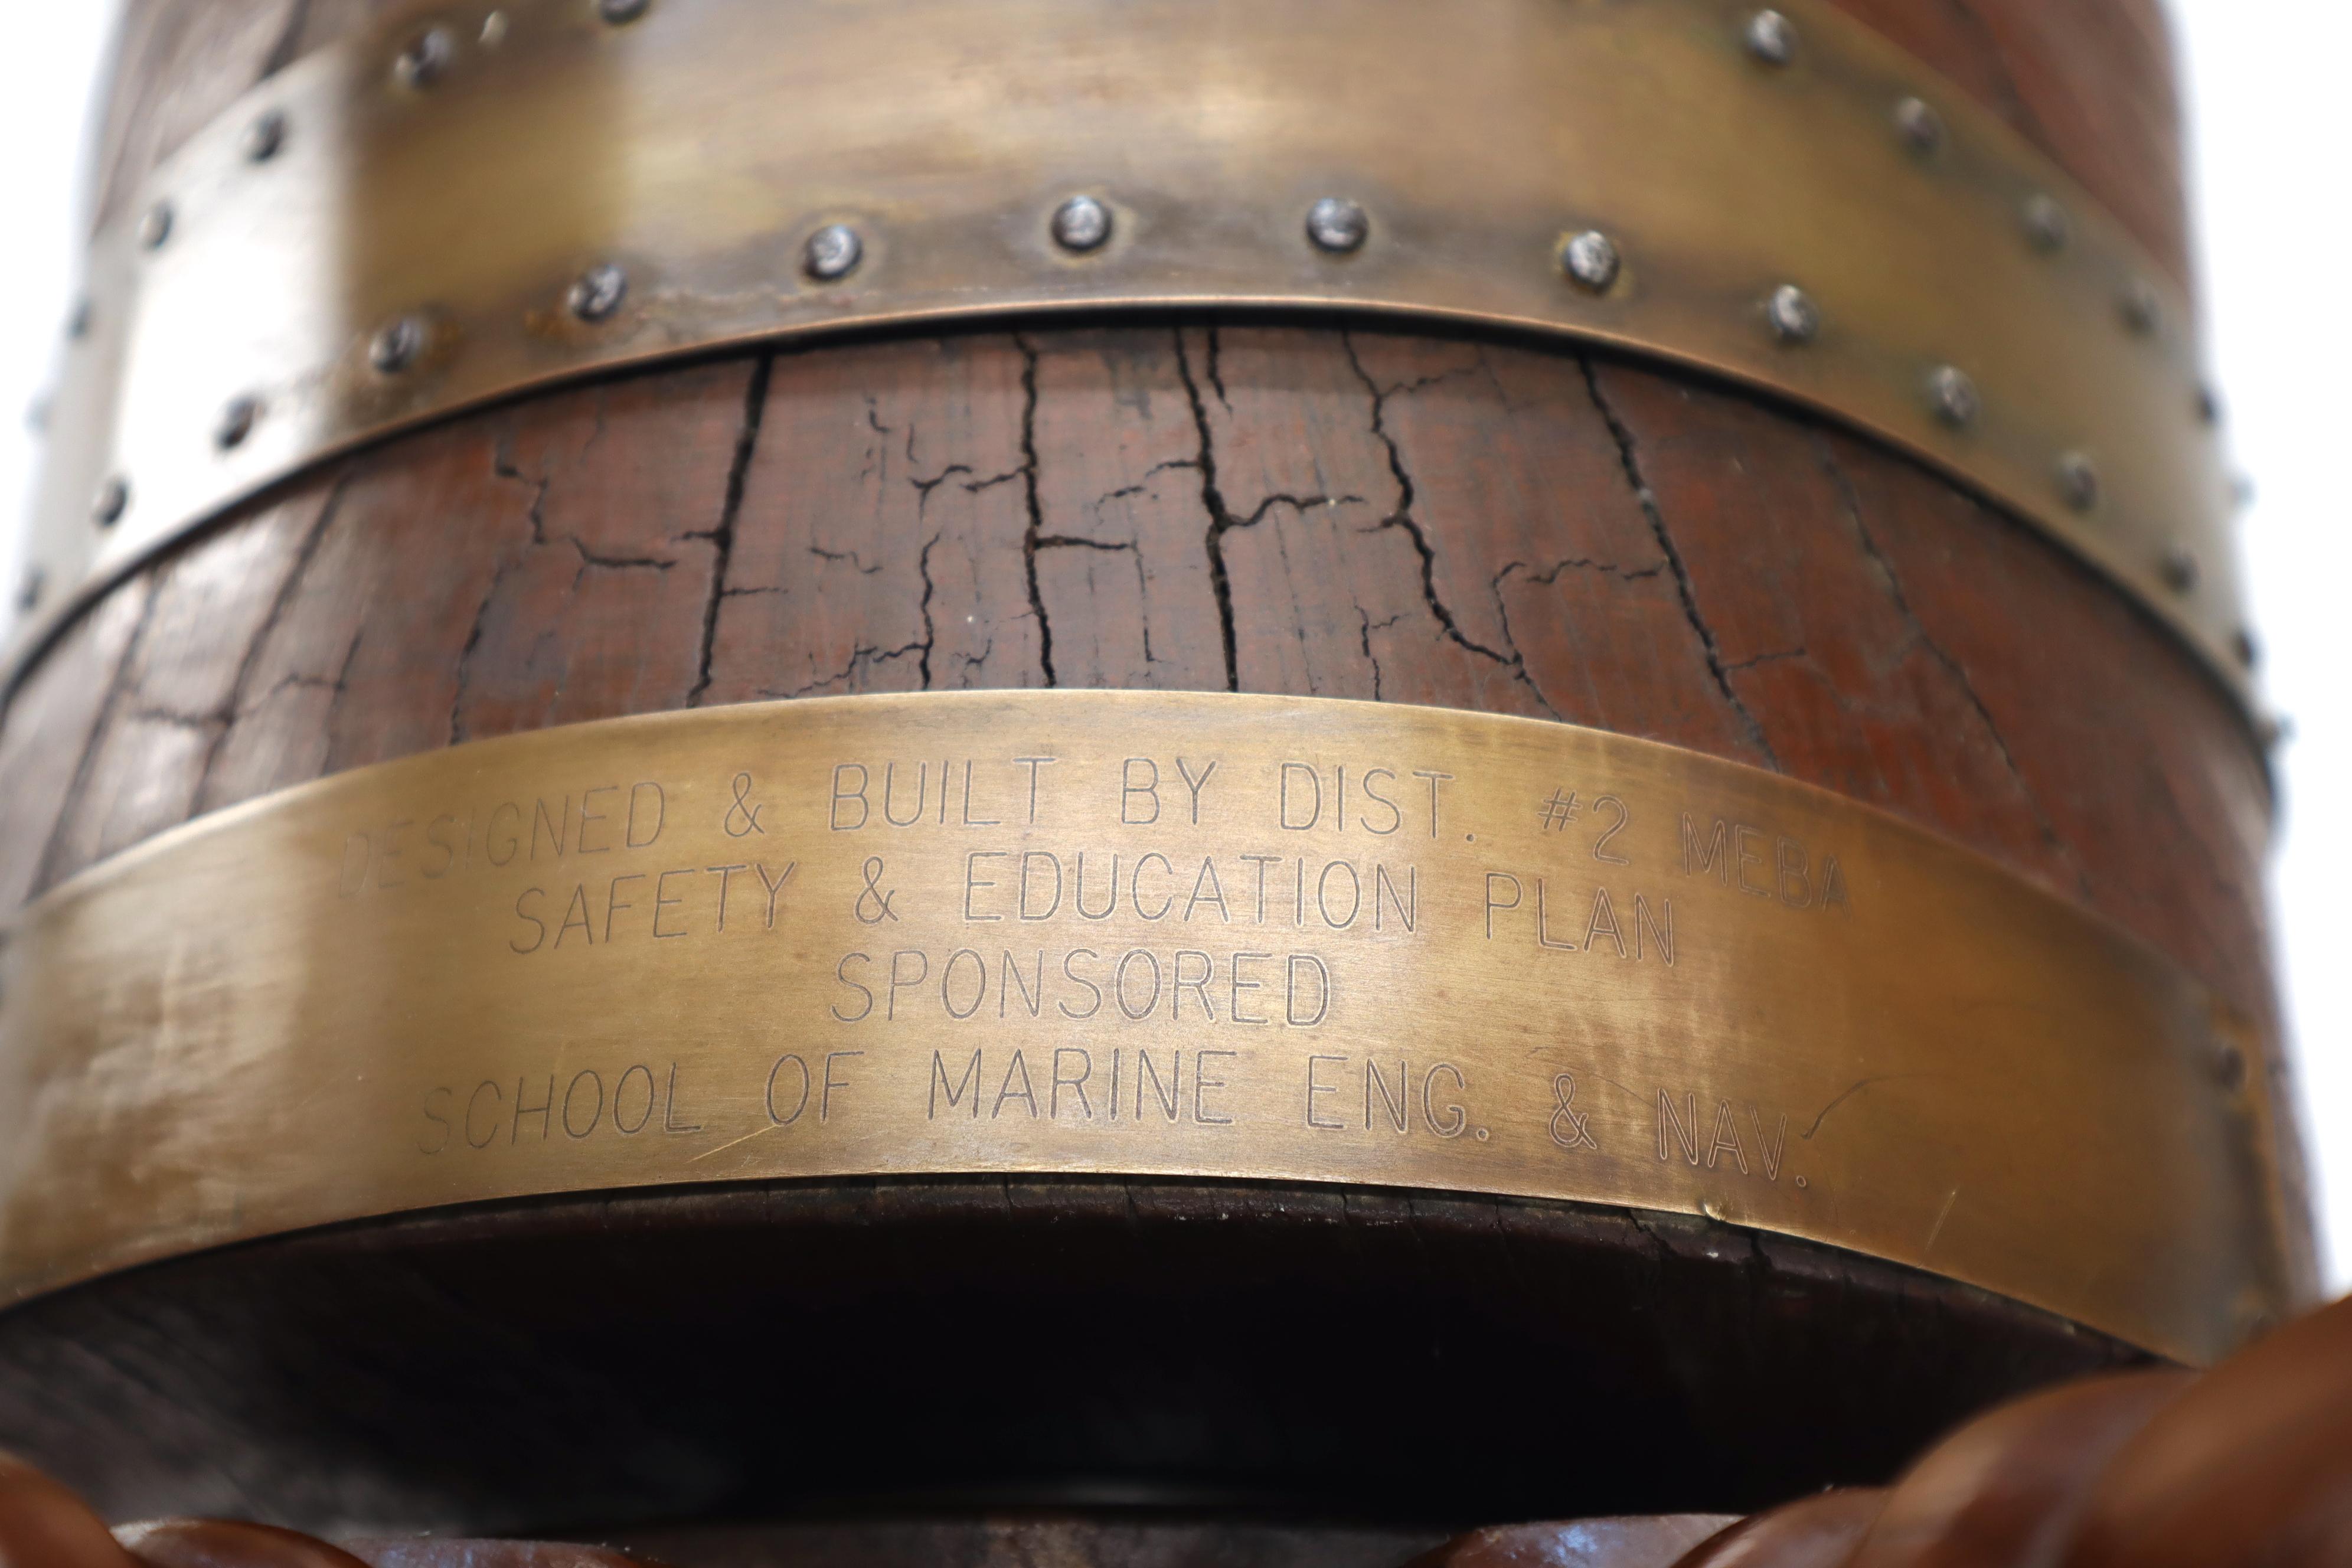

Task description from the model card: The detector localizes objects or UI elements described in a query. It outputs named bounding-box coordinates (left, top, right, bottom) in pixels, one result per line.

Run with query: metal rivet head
left=1766, top=285, right=1819, bottom=344
left=1927, top=365, right=1979, bottom=428
left=481, top=10, right=509, bottom=46
left=1560, top=230, right=1621, bottom=293
left=216, top=396, right=261, bottom=451
left=370, top=314, right=426, bottom=374
left=1305, top=197, right=1369, bottom=255
left=93, top=477, right=129, bottom=527
left=568, top=262, right=628, bottom=322
left=243, top=109, right=288, bottom=162
left=138, top=202, right=174, bottom=251
left=1051, top=195, right=1112, bottom=253
left=2056, top=452, right=2100, bottom=512
left=2160, top=546, right=2200, bottom=594
left=599, top=0, right=650, bottom=22
left=1745, top=9, right=1796, bottom=65
left=2120, top=279, right=2161, bottom=336
left=395, top=27, right=454, bottom=88
left=803, top=223, right=863, bottom=281
left=15, top=565, right=45, bottom=613
left=2233, top=628, right=2260, bottom=671
left=1893, top=97, right=1943, bottom=154
left=2022, top=194, right=2070, bottom=254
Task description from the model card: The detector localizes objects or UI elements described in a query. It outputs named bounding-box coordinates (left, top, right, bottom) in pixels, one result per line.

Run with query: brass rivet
left=2023, top=194, right=2069, bottom=254
left=394, top=27, right=454, bottom=88
left=2121, top=279, right=2161, bottom=336
left=1051, top=195, right=1112, bottom=253
left=243, top=109, right=288, bottom=163
left=568, top=263, right=628, bottom=322
left=15, top=564, right=44, bottom=613
left=1767, top=285, right=1819, bottom=344
left=216, top=396, right=261, bottom=451
left=1745, top=9, right=1796, bottom=65
left=93, top=477, right=129, bottom=527
left=599, top=0, right=651, bottom=22
left=1893, top=97, right=1943, bottom=154
left=803, top=224, right=863, bottom=281
left=1927, top=365, right=1978, bottom=428
left=138, top=202, right=173, bottom=251
left=1305, top=197, right=1368, bottom=254
left=1560, top=231, right=1621, bottom=292
left=2160, top=547, right=2200, bottom=594
left=370, top=314, right=426, bottom=374
left=2056, top=452, right=2099, bottom=512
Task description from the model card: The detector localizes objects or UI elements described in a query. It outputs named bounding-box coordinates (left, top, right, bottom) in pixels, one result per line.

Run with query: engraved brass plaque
left=15, top=0, right=2253, bottom=714
left=0, top=694, right=2297, bottom=1361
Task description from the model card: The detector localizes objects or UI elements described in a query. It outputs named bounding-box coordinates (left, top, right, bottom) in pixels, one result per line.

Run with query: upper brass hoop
left=14, top=0, right=2252, bottom=713
left=0, top=691, right=2302, bottom=1363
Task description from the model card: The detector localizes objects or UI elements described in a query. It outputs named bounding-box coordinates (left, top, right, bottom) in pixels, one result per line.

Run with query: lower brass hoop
left=15, top=0, right=2252, bottom=717
left=0, top=692, right=2299, bottom=1363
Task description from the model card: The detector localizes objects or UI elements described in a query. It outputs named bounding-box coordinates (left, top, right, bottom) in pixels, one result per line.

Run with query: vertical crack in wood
left=1340, top=333, right=1531, bottom=677
left=31, top=585, right=160, bottom=894
left=1012, top=334, right=1057, bottom=688
left=1577, top=355, right=1781, bottom=769
left=191, top=473, right=349, bottom=808
left=1811, top=432, right=2094, bottom=900
left=687, top=354, right=773, bottom=707
left=1172, top=326, right=1242, bottom=692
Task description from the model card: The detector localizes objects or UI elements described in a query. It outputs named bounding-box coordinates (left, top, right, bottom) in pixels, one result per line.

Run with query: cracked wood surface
left=80, top=0, right=2193, bottom=285
left=0, top=326, right=2279, bottom=1047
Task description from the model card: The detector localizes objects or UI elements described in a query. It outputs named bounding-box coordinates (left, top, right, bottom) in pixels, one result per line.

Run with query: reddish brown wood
left=4, top=326, right=2281, bottom=1039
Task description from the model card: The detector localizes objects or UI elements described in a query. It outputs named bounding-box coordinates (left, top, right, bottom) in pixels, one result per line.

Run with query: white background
left=1, top=5, right=2346, bottom=1286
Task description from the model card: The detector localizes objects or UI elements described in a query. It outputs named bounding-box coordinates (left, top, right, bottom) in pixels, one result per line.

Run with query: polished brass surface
left=0, top=692, right=2298, bottom=1363
left=14, top=0, right=2249, bottom=712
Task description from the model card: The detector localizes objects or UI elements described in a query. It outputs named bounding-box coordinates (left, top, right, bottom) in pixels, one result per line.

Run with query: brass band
left=16, top=0, right=2250, bottom=713
left=0, top=692, right=2299, bottom=1363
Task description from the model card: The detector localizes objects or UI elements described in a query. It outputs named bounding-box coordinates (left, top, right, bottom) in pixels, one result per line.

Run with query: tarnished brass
left=16, top=0, right=2249, bottom=712
left=0, top=692, right=2300, bottom=1363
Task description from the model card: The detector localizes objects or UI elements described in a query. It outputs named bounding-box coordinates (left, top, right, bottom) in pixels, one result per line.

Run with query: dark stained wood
left=77, top=0, right=2197, bottom=283
left=0, top=1174, right=2144, bottom=1536
left=4, top=326, right=2281, bottom=1037
left=611, top=1517, right=1451, bottom=1568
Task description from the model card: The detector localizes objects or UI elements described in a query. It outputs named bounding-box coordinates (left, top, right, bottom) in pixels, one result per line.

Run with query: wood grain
left=6, top=325, right=2280, bottom=1039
